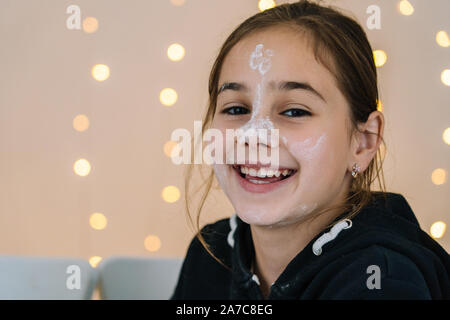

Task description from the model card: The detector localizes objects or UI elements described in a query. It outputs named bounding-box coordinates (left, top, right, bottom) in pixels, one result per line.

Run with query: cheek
left=213, top=164, right=228, bottom=191
left=208, top=123, right=228, bottom=161
left=288, top=133, right=328, bottom=164
left=288, top=132, right=341, bottom=179
left=288, top=132, right=346, bottom=183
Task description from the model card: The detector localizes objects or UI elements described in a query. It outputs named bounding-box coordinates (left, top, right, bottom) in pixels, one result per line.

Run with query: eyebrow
left=217, top=80, right=326, bottom=102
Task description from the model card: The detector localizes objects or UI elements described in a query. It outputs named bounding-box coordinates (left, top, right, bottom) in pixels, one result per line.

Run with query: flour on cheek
left=293, top=202, right=318, bottom=217
left=289, top=133, right=327, bottom=162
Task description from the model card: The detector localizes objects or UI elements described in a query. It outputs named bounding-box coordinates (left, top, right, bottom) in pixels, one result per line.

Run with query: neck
left=249, top=203, right=346, bottom=297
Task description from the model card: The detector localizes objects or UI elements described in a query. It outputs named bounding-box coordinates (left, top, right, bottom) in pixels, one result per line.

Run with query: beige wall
left=0, top=0, right=449, bottom=264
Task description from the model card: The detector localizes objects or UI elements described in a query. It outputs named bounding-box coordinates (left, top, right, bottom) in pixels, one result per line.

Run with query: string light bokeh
left=0, top=0, right=448, bottom=273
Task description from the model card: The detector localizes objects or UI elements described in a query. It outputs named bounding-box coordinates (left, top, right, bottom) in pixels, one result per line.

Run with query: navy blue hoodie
left=171, top=192, right=450, bottom=299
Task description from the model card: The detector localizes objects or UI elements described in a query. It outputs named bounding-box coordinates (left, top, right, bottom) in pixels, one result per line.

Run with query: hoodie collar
left=227, top=192, right=450, bottom=299
left=228, top=206, right=355, bottom=299
left=226, top=193, right=414, bottom=299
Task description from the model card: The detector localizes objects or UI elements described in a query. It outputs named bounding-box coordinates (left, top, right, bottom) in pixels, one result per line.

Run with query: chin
left=234, top=199, right=319, bottom=228
left=234, top=202, right=288, bottom=227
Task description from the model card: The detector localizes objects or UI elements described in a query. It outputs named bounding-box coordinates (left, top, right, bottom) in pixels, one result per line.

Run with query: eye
left=221, top=106, right=250, bottom=115
left=280, top=108, right=311, bottom=118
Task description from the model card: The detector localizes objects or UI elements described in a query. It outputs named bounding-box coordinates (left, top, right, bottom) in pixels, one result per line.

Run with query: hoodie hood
left=228, top=192, right=450, bottom=299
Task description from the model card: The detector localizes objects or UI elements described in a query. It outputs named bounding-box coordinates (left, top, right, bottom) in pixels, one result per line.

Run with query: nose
left=235, top=123, right=280, bottom=149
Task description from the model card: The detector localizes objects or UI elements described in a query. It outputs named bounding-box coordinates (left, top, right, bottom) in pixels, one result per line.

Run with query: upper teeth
left=239, top=166, right=293, bottom=178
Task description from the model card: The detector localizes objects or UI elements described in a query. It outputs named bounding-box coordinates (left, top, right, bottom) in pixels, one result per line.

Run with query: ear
left=349, top=110, right=384, bottom=174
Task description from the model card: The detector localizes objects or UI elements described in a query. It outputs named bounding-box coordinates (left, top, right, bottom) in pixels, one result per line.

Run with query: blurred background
left=0, top=0, right=449, bottom=282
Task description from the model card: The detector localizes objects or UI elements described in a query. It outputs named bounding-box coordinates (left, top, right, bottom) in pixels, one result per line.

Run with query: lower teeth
left=248, top=179, right=271, bottom=184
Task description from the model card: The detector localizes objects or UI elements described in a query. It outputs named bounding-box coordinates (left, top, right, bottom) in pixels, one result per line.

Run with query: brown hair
left=184, top=0, right=387, bottom=270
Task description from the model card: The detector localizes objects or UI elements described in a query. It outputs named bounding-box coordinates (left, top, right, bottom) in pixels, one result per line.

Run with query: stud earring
left=351, top=163, right=361, bottom=178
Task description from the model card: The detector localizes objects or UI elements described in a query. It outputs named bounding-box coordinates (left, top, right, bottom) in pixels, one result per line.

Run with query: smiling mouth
left=231, top=164, right=297, bottom=184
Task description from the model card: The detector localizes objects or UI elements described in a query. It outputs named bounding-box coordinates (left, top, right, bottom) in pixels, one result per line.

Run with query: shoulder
left=322, top=245, right=431, bottom=299
left=170, top=217, right=233, bottom=300
left=199, top=217, right=233, bottom=246
left=183, top=216, right=233, bottom=267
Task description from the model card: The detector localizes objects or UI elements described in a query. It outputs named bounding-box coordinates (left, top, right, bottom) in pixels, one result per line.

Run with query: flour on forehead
left=249, top=43, right=274, bottom=76
left=248, top=43, right=274, bottom=114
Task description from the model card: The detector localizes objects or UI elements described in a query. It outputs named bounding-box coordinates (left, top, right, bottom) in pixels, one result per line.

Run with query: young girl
left=171, top=0, right=450, bottom=299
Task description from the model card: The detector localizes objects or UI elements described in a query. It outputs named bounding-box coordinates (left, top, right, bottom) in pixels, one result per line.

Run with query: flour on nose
left=238, top=44, right=276, bottom=144
left=237, top=116, right=274, bottom=146
left=252, top=83, right=263, bottom=115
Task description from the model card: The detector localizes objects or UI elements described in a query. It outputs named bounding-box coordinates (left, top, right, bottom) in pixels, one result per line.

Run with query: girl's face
left=211, top=26, right=354, bottom=227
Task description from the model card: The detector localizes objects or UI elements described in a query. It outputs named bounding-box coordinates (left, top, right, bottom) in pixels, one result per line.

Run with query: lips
left=231, top=164, right=297, bottom=193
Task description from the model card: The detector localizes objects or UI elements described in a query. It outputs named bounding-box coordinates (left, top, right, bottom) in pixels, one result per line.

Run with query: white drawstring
left=227, top=213, right=238, bottom=248
left=251, top=274, right=260, bottom=285
left=312, top=219, right=352, bottom=256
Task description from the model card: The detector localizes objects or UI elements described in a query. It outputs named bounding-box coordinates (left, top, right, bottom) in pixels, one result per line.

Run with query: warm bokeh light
left=436, top=31, right=450, bottom=48
left=373, top=50, right=387, bottom=67
left=91, top=64, right=110, bottom=82
left=377, top=100, right=383, bottom=112
left=431, top=168, right=447, bottom=185
left=89, top=212, right=107, bottom=230
left=430, top=221, right=446, bottom=239
left=170, top=0, right=186, bottom=6
left=144, top=235, right=161, bottom=252
left=258, top=0, right=276, bottom=12
left=73, top=158, right=91, bottom=177
left=82, top=17, right=98, bottom=33
left=161, top=185, right=180, bottom=203
left=167, top=43, right=185, bottom=61
left=443, top=127, right=450, bottom=145
left=398, top=0, right=414, bottom=16
left=89, top=256, right=102, bottom=268
left=441, top=69, right=450, bottom=86
left=159, top=88, right=178, bottom=106
left=163, top=140, right=180, bottom=158
left=73, top=114, right=90, bottom=132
